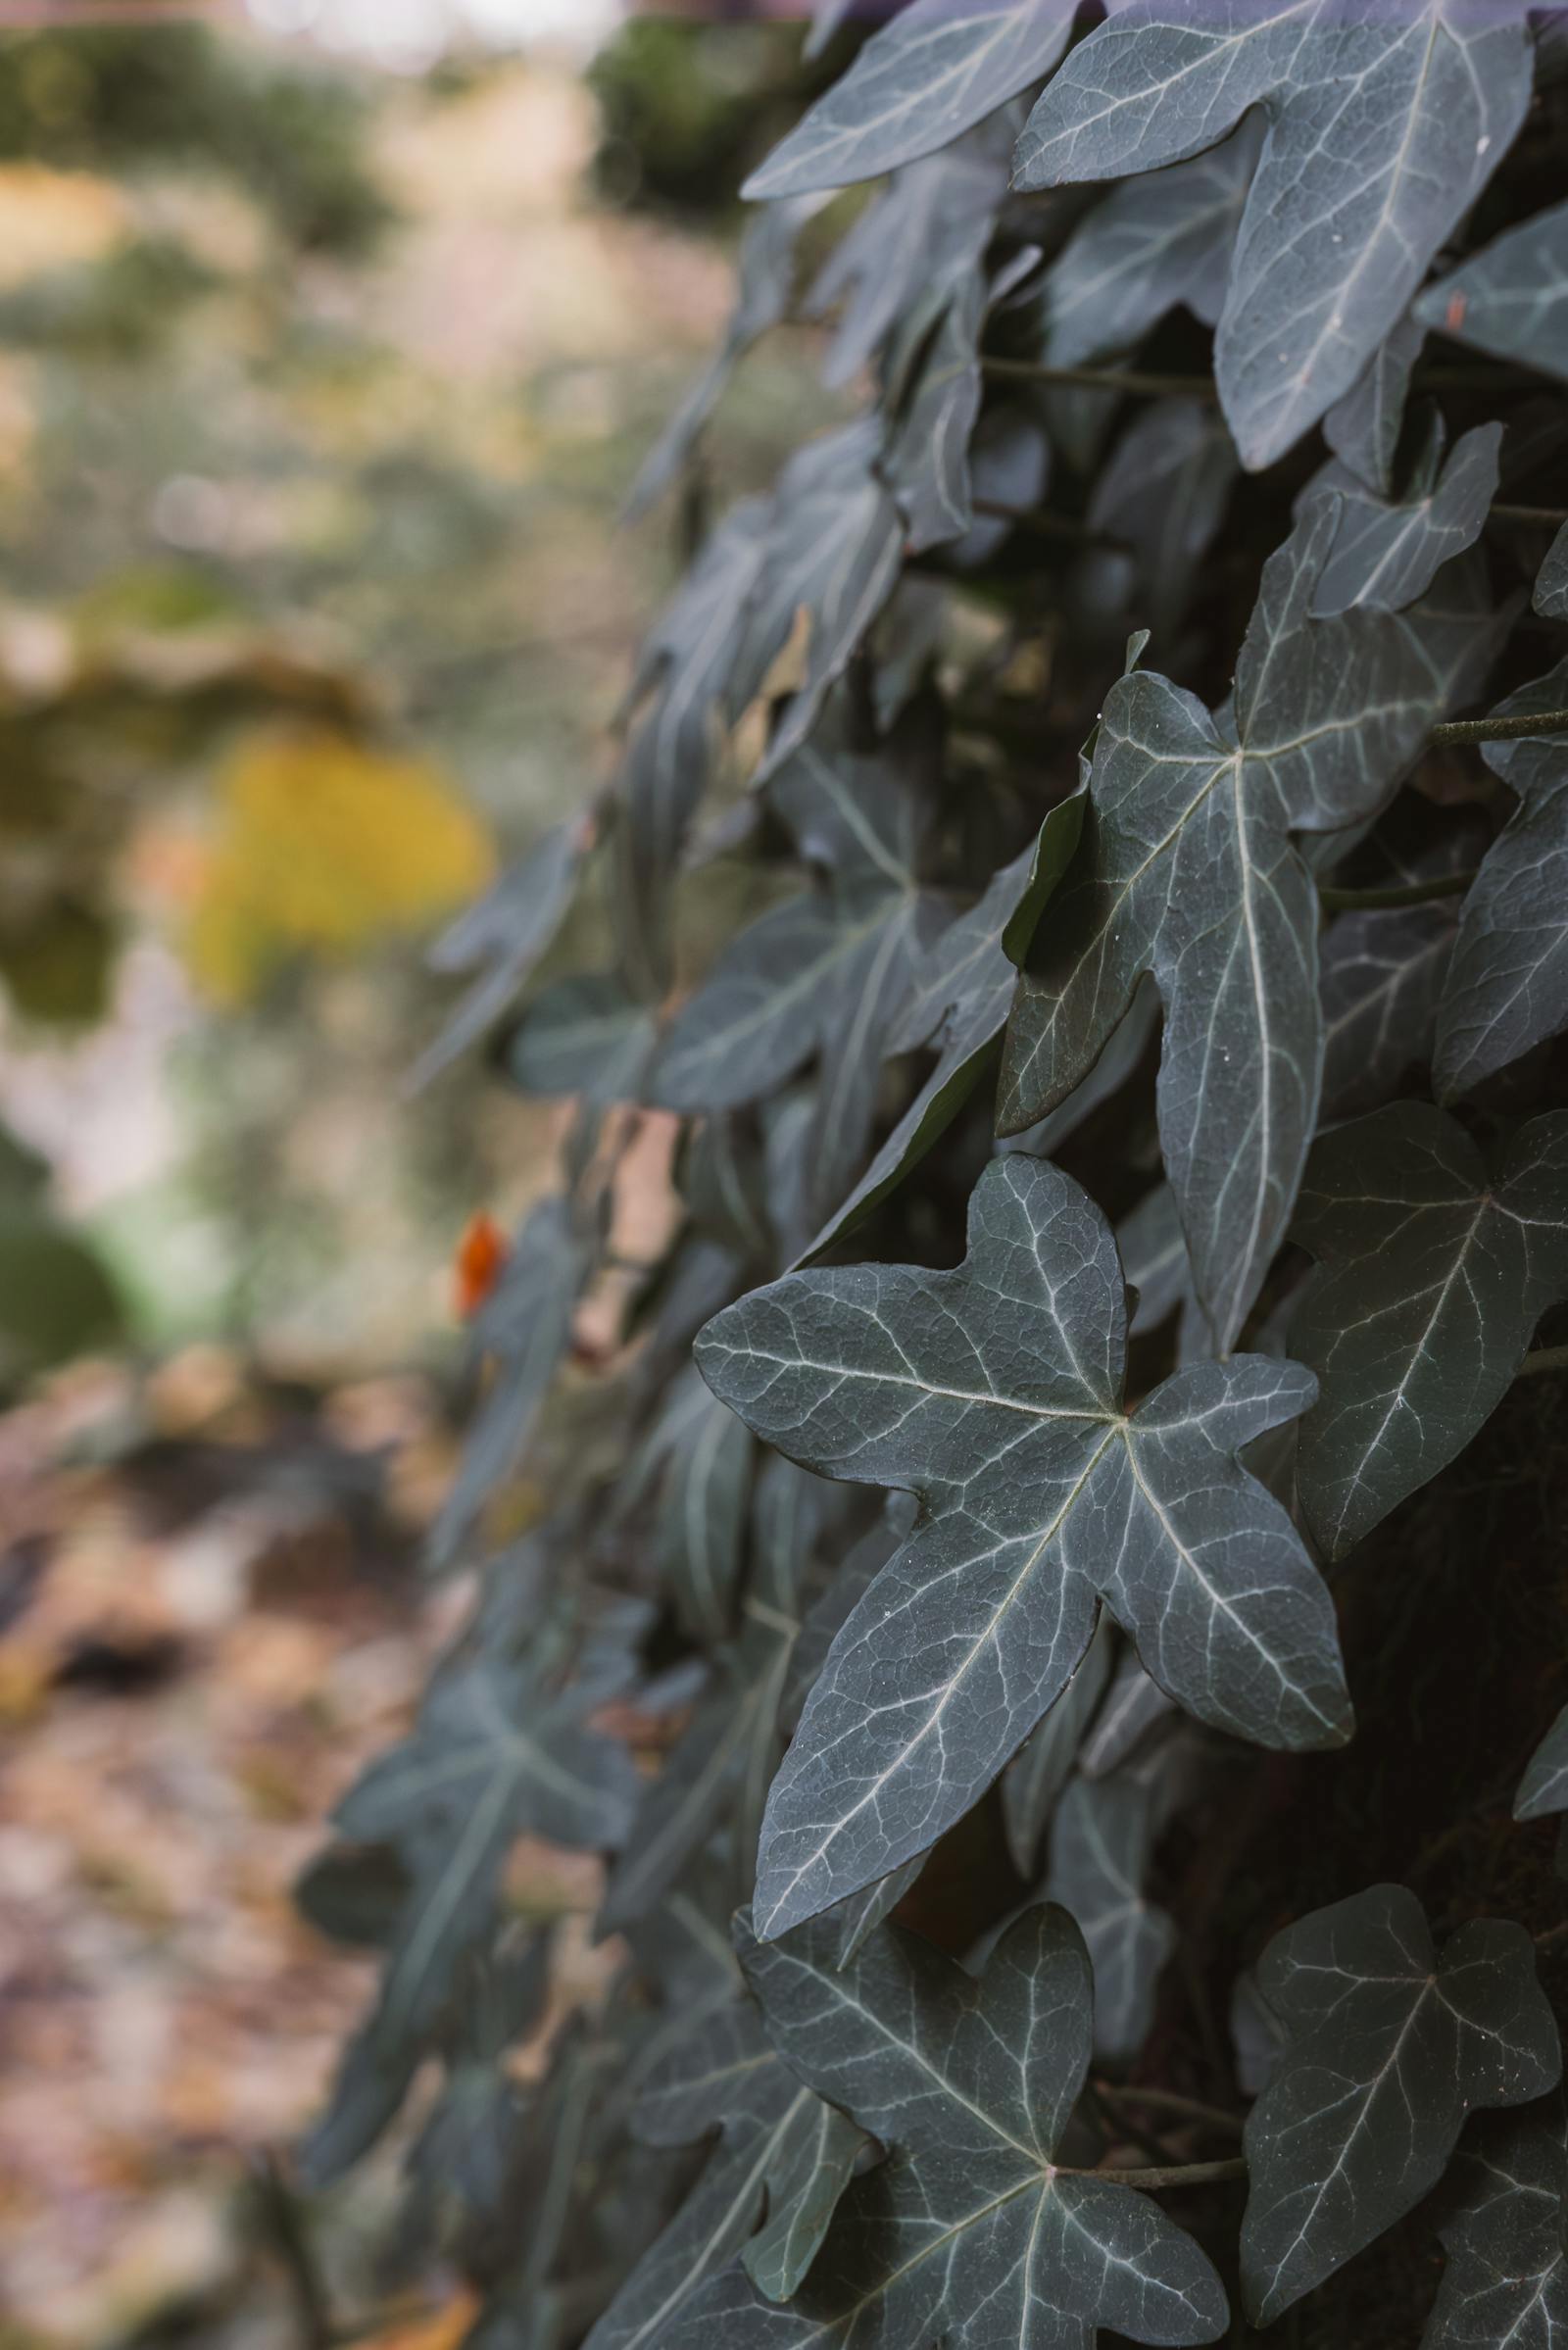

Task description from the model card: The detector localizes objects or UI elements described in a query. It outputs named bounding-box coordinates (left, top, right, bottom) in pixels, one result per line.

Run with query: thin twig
left=1091, top=2082, right=1247, bottom=2140
left=1318, top=870, right=1476, bottom=912
left=1430, top=707, right=1568, bottom=747
left=1520, top=1345, right=1568, bottom=1378
left=1492, top=503, right=1568, bottom=526
left=1075, top=2157, right=1250, bottom=2190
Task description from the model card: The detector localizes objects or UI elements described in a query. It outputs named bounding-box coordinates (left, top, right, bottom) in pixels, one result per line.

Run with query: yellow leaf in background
left=348, top=2295, right=478, bottom=2350
left=0, top=162, right=126, bottom=290
left=188, top=728, right=493, bottom=1005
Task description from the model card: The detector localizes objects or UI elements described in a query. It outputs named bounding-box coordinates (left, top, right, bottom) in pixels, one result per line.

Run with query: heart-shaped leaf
left=662, top=1903, right=1229, bottom=2349
left=1013, top=0, right=1533, bottom=467
left=698, top=1151, right=1348, bottom=1936
left=1291, top=1103, right=1568, bottom=1557
left=1240, top=1883, right=1560, bottom=2324
left=745, top=0, right=1076, bottom=199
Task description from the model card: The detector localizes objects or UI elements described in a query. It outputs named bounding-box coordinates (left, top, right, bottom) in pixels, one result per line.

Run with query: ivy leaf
left=1000, top=504, right=1479, bottom=1352
left=740, top=421, right=906, bottom=786
left=1416, top=199, right=1568, bottom=386
left=1518, top=1710, right=1568, bottom=1828
left=510, top=974, right=657, bottom=1105
left=884, top=262, right=989, bottom=554
left=1047, top=1773, right=1176, bottom=2063
left=1118, top=1184, right=1200, bottom=1354
left=613, top=496, right=776, bottom=996
left=304, top=1646, right=637, bottom=2182
left=1424, top=2102, right=1568, bottom=2350
left=1240, top=1883, right=1560, bottom=2324
left=1322, top=314, right=1425, bottom=497
left=1081, top=1648, right=1176, bottom=1781
left=666, top=1904, right=1229, bottom=2349
left=1087, top=400, right=1238, bottom=642
left=1012, top=2, right=1533, bottom=467
left=799, top=790, right=1085, bottom=1262
left=806, top=127, right=1008, bottom=391
left=1002, top=1611, right=1115, bottom=1876
left=1291, top=1104, right=1568, bottom=1558
left=743, top=0, right=1077, bottom=200
left=650, top=698, right=947, bottom=1226
left=624, top=200, right=823, bottom=522
left=1434, top=657, right=1568, bottom=1101
left=1318, top=828, right=1476, bottom=1123
left=1539, top=527, right=1568, bottom=622
left=1305, top=418, right=1503, bottom=616
left=698, top=1152, right=1349, bottom=1936
left=415, top=819, right=585, bottom=1088
left=651, top=1366, right=756, bottom=1645
left=585, top=2000, right=865, bottom=2350
left=430, top=1198, right=591, bottom=1568
left=1034, top=116, right=1259, bottom=370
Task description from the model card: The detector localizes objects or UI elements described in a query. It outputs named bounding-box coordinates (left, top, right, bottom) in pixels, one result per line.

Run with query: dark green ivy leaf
left=1424, top=2101, right=1568, bottom=2350
left=416, top=819, right=586, bottom=1089
left=1012, top=2, right=1533, bottom=468
left=744, top=0, right=1077, bottom=200
left=698, top=1152, right=1348, bottom=1937
left=1032, top=116, right=1258, bottom=371
left=1291, top=1103, right=1568, bottom=1557
left=1087, top=400, right=1238, bottom=643
left=800, top=790, right=1085, bottom=1262
left=664, top=1904, right=1229, bottom=2350
left=650, top=696, right=947, bottom=1228
left=806, top=122, right=1009, bottom=392
left=304, top=1646, right=637, bottom=2183
left=584, top=1999, right=864, bottom=2350
left=1001, top=504, right=1482, bottom=1351
left=1434, top=656, right=1568, bottom=1102
left=624, top=199, right=824, bottom=522
left=1046, top=1772, right=1176, bottom=2064
left=430, top=1198, right=591, bottom=1568
left=1318, top=825, right=1477, bottom=1122
left=1322, top=314, right=1425, bottom=497
left=1415, top=199, right=1568, bottom=387
left=1002, top=1611, right=1114, bottom=1877
left=1240, top=1883, right=1560, bottom=2324
left=1305, top=416, right=1502, bottom=616
left=510, top=974, right=657, bottom=1105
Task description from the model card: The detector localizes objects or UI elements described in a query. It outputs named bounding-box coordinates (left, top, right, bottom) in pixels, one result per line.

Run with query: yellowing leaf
left=189, top=728, right=493, bottom=1004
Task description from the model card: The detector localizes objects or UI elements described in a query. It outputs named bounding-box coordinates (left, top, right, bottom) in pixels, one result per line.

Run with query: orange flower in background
left=455, top=1212, right=509, bottom=1319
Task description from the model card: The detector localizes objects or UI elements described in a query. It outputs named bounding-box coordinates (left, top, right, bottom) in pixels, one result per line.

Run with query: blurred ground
left=0, top=19, right=826, bottom=2344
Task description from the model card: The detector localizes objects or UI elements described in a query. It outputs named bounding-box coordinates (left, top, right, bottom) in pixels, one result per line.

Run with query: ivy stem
left=1075, top=2157, right=1250, bottom=2190
left=1492, top=502, right=1568, bottom=526
left=1429, top=708, right=1568, bottom=747
left=1318, top=870, right=1476, bottom=912
left=1090, top=2082, right=1247, bottom=2139
left=1520, top=1345, right=1568, bottom=1378
left=981, top=356, right=1221, bottom=402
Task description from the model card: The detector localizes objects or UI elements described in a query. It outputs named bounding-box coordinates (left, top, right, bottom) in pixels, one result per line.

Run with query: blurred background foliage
left=0, top=19, right=860, bottom=2347
left=0, top=2, right=835, bottom=1389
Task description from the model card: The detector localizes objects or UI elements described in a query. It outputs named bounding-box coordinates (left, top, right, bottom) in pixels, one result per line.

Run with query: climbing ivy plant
left=301, top=7, right=1568, bottom=2346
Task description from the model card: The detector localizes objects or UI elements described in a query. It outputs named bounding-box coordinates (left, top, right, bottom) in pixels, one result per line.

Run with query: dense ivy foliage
left=303, top=8, right=1568, bottom=2345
